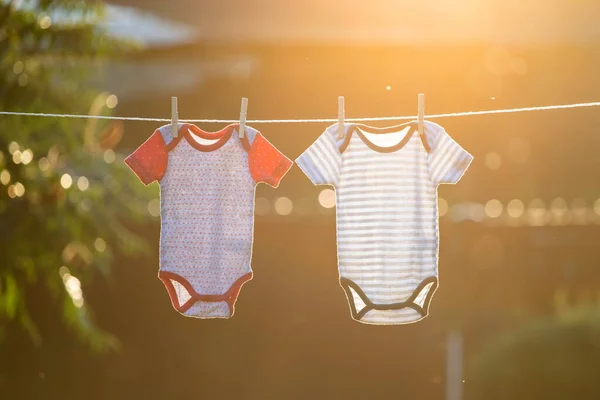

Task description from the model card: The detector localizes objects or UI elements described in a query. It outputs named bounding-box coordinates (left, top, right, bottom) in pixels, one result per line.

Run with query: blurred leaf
left=0, top=274, right=19, bottom=319
left=0, top=0, right=152, bottom=351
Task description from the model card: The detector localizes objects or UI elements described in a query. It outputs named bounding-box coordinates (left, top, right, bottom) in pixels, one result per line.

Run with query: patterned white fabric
left=160, top=124, right=254, bottom=317
left=296, top=120, right=472, bottom=325
left=126, top=123, right=292, bottom=319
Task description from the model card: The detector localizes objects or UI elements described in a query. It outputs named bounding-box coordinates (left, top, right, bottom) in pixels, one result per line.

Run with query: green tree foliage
left=0, top=0, right=152, bottom=351
left=467, top=309, right=600, bottom=400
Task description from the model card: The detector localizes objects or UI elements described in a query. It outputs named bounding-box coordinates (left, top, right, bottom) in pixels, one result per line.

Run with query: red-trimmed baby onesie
left=125, top=123, right=292, bottom=318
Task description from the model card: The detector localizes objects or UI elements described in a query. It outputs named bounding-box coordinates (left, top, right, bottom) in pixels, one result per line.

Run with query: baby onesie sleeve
left=248, top=132, right=293, bottom=188
left=295, top=125, right=342, bottom=187
left=124, top=130, right=168, bottom=185
left=425, top=124, right=473, bottom=185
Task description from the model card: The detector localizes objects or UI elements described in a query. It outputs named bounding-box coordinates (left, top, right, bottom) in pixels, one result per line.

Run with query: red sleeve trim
left=264, top=157, right=293, bottom=188
left=124, top=130, right=168, bottom=186
left=124, top=154, right=154, bottom=185
left=248, top=133, right=292, bottom=187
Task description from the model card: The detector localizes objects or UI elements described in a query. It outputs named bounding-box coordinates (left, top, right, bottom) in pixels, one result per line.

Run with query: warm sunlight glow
left=508, top=138, right=530, bottom=163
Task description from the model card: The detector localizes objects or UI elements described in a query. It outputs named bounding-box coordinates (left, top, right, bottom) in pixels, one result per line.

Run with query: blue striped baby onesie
left=296, top=121, right=473, bottom=325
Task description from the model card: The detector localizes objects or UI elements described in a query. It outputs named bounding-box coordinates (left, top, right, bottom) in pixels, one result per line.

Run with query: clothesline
left=0, top=101, right=599, bottom=124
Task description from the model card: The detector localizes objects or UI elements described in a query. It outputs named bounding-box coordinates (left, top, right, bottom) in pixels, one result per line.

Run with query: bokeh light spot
left=18, top=73, right=28, bottom=86
left=94, top=238, right=107, bottom=253
left=39, top=14, right=52, bottom=29
left=63, top=273, right=84, bottom=308
left=485, top=199, right=503, bottom=218
left=550, top=198, right=568, bottom=215
left=58, top=266, right=70, bottom=277
left=21, top=149, right=33, bottom=165
left=64, top=274, right=80, bottom=293
left=571, top=198, right=588, bottom=224
left=103, top=149, right=116, bottom=164
left=12, top=150, right=22, bottom=164
left=469, top=203, right=486, bottom=222
left=507, top=199, right=525, bottom=218
left=449, top=203, right=470, bottom=222
left=60, top=173, right=73, bottom=189
left=527, top=198, right=546, bottom=226
left=12, top=61, right=24, bottom=75
left=438, top=198, right=448, bottom=217
left=77, top=176, right=89, bottom=191
left=274, top=197, right=293, bottom=216
left=594, top=198, right=600, bottom=215
left=0, top=170, right=10, bottom=185
left=550, top=197, right=570, bottom=226
left=318, top=188, right=336, bottom=209
left=38, top=157, right=50, bottom=171
left=13, top=182, right=25, bottom=197
left=106, top=94, right=118, bottom=109
left=485, top=152, right=502, bottom=170
left=147, top=198, right=160, bottom=217
left=8, top=142, right=19, bottom=155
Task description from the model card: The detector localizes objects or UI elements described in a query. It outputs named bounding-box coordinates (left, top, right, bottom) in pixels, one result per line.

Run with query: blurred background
left=1, top=1, right=600, bottom=399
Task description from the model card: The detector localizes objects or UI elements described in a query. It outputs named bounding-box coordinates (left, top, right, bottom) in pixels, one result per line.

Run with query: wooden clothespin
left=238, top=97, right=248, bottom=138
left=417, top=93, right=425, bottom=137
left=338, top=96, right=345, bottom=139
left=171, top=96, right=178, bottom=138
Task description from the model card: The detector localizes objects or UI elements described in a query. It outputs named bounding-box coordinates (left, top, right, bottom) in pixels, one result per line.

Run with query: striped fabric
left=296, top=121, right=472, bottom=325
